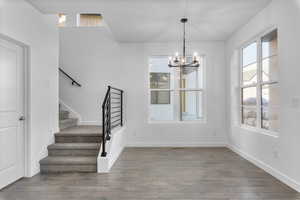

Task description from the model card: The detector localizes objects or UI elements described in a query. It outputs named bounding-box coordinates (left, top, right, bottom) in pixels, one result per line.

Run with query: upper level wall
left=0, top=0, right=59, bottom=176
left=225, top=0, right=300, bottom=189
left=59, top=27, right=122, bottom=125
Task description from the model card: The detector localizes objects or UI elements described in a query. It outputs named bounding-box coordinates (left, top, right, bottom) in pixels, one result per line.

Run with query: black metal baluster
left=121, top=90, right=123, bottom=126
left=107, top=92, right=111, bottom=140
left=101, top=101, right=107, bottom=157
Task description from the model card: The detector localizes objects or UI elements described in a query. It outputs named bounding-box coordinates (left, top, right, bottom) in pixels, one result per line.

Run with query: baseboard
left=228, top=144, right=300, bottom=193
left=27, top=148, right=48, bottom=177
left=126, top=141, right=227, bottom=147
left=29, top=165, right=40, bottom=178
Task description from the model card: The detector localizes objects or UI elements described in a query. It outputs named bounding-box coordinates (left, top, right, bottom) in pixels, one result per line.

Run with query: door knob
left=19, top=116, right=25, bottom=121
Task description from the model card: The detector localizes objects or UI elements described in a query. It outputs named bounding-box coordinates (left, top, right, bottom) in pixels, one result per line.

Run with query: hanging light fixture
left=168, top=18, right=199, bottom=68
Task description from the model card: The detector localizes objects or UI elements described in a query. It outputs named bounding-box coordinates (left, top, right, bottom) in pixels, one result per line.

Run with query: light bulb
left=193, top=52, right=199, bottom=62
left=168, top=57, right=172, bottom=65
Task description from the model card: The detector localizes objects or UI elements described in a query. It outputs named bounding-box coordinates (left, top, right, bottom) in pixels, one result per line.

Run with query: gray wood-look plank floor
left=0, top=147, right=299, bottom=200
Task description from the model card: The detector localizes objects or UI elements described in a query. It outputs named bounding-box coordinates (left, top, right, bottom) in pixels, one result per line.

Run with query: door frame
left=0, top=33, right=31, bottom=177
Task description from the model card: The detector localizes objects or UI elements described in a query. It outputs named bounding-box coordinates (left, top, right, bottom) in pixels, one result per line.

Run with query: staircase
left=39, top=109, right=102, bottom=173
left=59, top=109, right=78, bottom=130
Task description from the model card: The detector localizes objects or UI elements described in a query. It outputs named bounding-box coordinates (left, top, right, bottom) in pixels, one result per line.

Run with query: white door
left=0, top=38, right=25, bottom=189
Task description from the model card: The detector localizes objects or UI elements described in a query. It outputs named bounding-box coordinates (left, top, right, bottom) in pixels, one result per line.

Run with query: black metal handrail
left=59, top=68, right=81, bottom=87
left=101, top=86, right=124, bottom=157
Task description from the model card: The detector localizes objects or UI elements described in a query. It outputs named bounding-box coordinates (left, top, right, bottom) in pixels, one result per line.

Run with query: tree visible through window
left=240, top=29, right=279, bottom=132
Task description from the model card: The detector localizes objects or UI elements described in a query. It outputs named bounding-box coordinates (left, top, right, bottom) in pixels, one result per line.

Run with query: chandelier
left=168, top=18, right=200, bottom=68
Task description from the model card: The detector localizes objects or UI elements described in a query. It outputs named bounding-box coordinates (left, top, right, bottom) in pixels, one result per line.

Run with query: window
left=149, top=56, right=204, bottom=121
left=240, top=29, right=279, bottom=133
left=79, top=14, right=103, bottom=27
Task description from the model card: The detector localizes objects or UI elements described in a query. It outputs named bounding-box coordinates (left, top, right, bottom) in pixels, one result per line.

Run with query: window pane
left=150, top=73, right=170, bottom=89
left=242, top=107, right=257, bottom=127
left=180, top=91, right=203, bottom=120
left=149, top=91, right=175, bottom=121
left=79, top=14, right=102, bottom=27
left=181, top=66, right=203, bottom=89
left=262, top=30, right=278, bottom=59
left=149, top=57, right=174, bottom=89
left=243, top=63, right=257, bottom=85
left=149, top=57, right=172, bottom=73
left=151, top=91, right=170, bottom=104
left=262, top=56, right=278, bottom=83
left=243, top=42, right=257, bottom=66
left=242, top=87, right=257, bottom=106
left=262, top=30, right=278, bottom=83
left=262, top=106, right=279, bottom=132
left=262, top=84, right=279, bottom=107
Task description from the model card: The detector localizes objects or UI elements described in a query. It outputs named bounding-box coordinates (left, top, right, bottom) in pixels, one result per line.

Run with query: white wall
left=226, top=0, right=300, bottom=191
left=59, top=27, right=122, bottom=125
left=59, top=30, right=227, bottom=146
left=121, top=42, right=227, bottom=146
left=0, top=0, right=59, bottom=176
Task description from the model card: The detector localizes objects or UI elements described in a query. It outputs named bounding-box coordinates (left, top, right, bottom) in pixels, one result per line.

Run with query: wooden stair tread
left=57, top=125, right=102, bottom=135
left=48, top=143, right=100, bottom=150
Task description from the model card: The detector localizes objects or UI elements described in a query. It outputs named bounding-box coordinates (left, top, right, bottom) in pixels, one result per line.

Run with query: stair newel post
left=101, top=102, right=106, bottom=157
left=121, top=90, right=123, bottom=126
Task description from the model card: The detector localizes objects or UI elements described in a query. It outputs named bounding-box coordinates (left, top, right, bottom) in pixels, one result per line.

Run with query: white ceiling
left=27, top=0, right=271, bottom=42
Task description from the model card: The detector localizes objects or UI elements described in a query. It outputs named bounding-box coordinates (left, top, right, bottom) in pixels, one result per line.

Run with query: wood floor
left=0, top=147, right=299, bottom=200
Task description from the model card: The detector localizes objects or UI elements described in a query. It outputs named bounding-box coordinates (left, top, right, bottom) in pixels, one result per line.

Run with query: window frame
left=239, top=27, right=279, bottom=136
left=148, top=55, right=206, bottom=123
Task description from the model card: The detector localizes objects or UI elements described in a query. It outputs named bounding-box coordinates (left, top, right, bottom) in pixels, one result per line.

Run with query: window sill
left=239, top=125, right=279, bottom=138
left=148, top=119, right=207, bottom=124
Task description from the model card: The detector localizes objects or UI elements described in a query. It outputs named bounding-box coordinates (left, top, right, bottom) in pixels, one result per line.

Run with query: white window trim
left=148, top=55, right=206, bottom=123
left=238, top=27, right=279, bottom=136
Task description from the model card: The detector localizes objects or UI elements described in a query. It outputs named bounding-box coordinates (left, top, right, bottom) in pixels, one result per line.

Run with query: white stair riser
left=55, top=135, right=102, bottom=143
left=40, top=165, right=96, bottom=173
